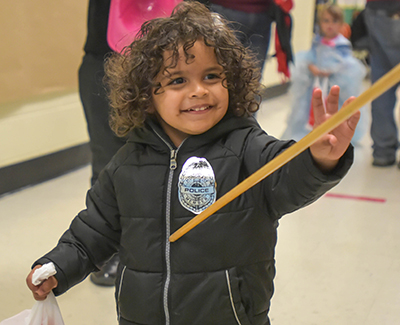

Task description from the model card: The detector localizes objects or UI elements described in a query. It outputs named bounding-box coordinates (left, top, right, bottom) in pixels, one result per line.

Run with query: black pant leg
left=78, top=53, right=125, bottom=185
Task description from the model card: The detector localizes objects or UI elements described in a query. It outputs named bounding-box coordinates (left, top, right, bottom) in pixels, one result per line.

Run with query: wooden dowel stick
left=169, top=62, right=400, bottom=243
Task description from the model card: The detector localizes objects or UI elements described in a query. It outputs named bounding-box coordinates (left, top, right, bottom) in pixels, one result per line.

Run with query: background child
left=281, top=3, right=366, bottom=143
left=26, top=2, right=359, bottom=324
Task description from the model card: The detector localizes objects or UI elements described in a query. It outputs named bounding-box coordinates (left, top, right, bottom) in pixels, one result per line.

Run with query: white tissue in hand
left=32, top=262, right=57, bottom=286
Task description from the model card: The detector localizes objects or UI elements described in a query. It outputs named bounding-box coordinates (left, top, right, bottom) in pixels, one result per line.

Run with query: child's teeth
left=192, top=106, right=208, bottom=111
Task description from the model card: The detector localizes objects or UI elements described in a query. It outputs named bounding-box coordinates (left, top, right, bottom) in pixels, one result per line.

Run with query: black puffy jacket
left=36, top=114, right=353, bottom=324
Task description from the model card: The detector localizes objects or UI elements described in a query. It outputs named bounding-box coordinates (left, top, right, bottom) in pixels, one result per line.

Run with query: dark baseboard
left=0, top=84, right=289, bottom=197
left=0, top=143, right=91, bottom=197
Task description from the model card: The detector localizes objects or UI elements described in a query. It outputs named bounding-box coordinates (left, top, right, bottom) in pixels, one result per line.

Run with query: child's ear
left=146, top=105, right=156, bottom=114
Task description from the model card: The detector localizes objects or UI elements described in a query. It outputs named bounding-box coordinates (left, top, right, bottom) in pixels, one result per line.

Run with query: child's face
left=319, top=11, right=342, bottom=39
left=151, top=40, right=229, bottom=147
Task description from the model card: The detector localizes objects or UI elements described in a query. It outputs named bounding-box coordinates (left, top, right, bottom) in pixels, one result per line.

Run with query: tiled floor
left=1, top=85, right=400, bottom=324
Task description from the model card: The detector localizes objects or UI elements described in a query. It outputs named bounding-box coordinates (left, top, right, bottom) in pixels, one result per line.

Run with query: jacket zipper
left=163, top=147, right=179, bottom=325
left=163, top=149, right=176, bottom=325
left=152, top=129, right=182, bottom=325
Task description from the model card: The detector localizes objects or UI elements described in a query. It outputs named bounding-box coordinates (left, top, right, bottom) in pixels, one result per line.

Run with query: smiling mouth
left=186, top=106, right=211, bottom=112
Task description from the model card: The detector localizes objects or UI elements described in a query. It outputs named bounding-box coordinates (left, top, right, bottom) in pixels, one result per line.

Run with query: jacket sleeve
left=244, top=131, right=354, bottom=220
left=33, top=164, right=121, bottom=296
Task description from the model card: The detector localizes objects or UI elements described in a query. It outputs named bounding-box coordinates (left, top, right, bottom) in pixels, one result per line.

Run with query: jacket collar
left=127, top=112, right=260, bottom=151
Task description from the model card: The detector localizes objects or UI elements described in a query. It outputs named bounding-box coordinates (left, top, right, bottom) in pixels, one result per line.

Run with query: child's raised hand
left=26, top=265, right=58, bottom=301
left=309, top=85, right=360, bottom=172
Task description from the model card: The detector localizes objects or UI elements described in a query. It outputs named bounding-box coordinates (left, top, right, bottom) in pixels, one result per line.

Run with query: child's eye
left=205, top=74, right=220, bottom=80
left=169, top=77, right=185, bottom=85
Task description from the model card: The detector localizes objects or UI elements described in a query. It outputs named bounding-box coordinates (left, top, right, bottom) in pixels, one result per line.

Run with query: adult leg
left=370, top=62, right=398, bottom=163
left=78, top=53, right=124, bottom=286
left=210, top=4, right=272, bottom=71
left=210, top=4, right=272, bottom=119
left=78, top=53, right=126, bottom=185
left=364, top=8, right=400, bottom=165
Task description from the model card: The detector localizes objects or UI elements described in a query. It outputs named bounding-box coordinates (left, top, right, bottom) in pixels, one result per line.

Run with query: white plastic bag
left=0, top=311, right=31, bottom=325
left=0, top=263, right=64, bottom=325
left=24, top=291, right=64, bottom=325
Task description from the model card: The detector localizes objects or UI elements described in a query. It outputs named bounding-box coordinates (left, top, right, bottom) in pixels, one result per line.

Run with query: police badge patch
left=178, top=157, right=216, bottom=214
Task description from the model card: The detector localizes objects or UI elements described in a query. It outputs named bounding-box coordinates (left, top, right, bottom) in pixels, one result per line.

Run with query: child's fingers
left=26, top=265, right=58, bottom=301
left=311, top=88, right=325, bottom=124
left=342, top=95, right=356, bottom=107
left=347, top=110, right=361, bottom=131
left=31, top=277, right=58, bottom=301
left=31, top=288, right=47, bottom=301
left=341, top=96, right=360, bottom=131
left=37, top=277, right=58, bottom=298
left=324, top=85, right=340, bottom=116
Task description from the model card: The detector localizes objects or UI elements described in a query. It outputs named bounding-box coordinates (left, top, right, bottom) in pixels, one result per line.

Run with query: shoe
left=372, top=157, right=396, bottom=167
left=90, top=254, right=119, bottom=287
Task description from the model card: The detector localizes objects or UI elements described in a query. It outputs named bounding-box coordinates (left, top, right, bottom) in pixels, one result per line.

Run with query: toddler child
left=26, top=2, right=360, bottom=324
left=281, top=3, right=366, bottom=143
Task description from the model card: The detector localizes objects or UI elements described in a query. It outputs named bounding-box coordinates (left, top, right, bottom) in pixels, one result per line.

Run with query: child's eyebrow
left=163, top=70, right=183, bottom=78
left=160, top=65, right=224, bottom=81
left=168, top=65, right=223, bottom=74
left=204, top=66, right=224, bottom=73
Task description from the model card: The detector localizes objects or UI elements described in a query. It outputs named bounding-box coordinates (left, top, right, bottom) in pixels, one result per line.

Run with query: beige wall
left=0, top=1, right=89, bottom=168
left=0, top=1, right=315, bottom=169
left=0, top=1, right=87, bottom=103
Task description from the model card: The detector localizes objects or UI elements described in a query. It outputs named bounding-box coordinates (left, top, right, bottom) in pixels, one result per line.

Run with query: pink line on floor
left=325, top=193, right=386, bottom=203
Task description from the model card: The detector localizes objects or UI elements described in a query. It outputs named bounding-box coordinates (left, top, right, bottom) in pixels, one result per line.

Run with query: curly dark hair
left=105, top=1, right=262, bottom=137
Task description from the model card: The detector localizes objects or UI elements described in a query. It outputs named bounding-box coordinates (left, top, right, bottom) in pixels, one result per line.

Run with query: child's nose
left=190, top=82, right=208, bottom=97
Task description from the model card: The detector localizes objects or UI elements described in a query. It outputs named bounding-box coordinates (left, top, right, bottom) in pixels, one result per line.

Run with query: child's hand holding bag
left=0, top=262, right=64, bottom=325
